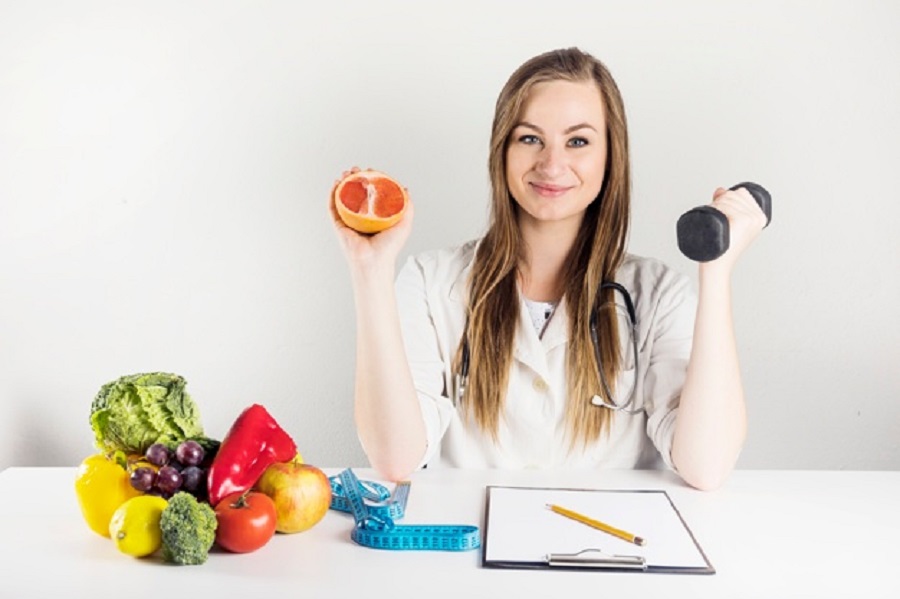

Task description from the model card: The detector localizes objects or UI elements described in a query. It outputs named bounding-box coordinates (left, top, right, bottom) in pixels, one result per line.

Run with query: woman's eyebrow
left=514, top=121, right=598, bottom=134
left=564, top=122, right=598, bottom=134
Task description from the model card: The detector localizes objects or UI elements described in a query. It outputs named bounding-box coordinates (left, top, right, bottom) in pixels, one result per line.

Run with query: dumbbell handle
left=676, top=182, right=772, bottom=262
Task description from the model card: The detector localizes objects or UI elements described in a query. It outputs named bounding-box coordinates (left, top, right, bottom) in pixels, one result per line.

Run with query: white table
left=2, top=467, right=897, bottom=598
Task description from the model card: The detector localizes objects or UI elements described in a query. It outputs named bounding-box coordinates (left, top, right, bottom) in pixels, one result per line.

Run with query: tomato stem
left=230, top=491, right=252, bottom=510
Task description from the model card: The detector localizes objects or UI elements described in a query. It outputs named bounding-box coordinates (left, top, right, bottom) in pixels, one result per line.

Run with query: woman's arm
left=329, top=173, right=426, bottom=481
left=671, top=186, right=768, bottom=490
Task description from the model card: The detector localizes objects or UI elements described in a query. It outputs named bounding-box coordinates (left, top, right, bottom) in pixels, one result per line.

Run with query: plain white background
left=1, top=0, right=898, bottom=472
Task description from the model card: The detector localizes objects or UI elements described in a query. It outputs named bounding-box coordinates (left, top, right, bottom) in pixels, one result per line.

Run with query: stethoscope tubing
left=455, top=281, right=640, bottom=412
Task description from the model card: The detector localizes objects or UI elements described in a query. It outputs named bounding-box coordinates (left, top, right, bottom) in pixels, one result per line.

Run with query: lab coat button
left=533, top=377, right=549, bottom=393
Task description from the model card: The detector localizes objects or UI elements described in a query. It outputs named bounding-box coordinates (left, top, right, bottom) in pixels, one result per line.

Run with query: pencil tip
left=635, top=537, right=646, bottom=546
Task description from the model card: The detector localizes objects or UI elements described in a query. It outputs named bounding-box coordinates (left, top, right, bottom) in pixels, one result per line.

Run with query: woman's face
left=505, top=79, right=607, bottom=230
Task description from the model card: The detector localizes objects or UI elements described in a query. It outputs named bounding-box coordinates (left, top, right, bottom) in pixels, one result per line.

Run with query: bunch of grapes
left=129, top=440, right=212, bottom=501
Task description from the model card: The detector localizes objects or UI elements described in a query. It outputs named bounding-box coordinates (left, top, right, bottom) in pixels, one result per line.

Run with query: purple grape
left=145, top=443, right=170, bottom=467
left=129, top=466, right=157, bottom=492
left=175, top=440, right=205, bottom=467
left=180, top=465, right=205, bottom=494
left=156, top=465, right=183, bottom=494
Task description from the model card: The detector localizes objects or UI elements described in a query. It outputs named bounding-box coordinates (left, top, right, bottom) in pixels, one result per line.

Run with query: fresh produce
left=214, top=491, right=277, bottom=553
left=109, top=495, right=168, bottom=557
left=333, top=169, right=408, bottom=233
left=156, top=466, right=182, bottom=495
left=206, top=404, right=298, bottom=507
left=79, top=371, right=315, bottom=566
left=129, top=466, right=157, bottom=492
left=74, top=453, right=142, bottom=537
left=255, top=460, right=332, bottom=533
left=176, top=439, right=205, bottom=466
left=90, top=372, right=215, bottom=455
left=133, top=440, right=212, bottom=500
left=144, top=442, right=171, bottom=466
left=180, top=465, right=205, bottom=494
left=159, top=492, right=217, bottom=565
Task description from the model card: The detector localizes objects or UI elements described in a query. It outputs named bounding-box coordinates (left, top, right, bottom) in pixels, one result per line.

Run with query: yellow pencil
left=546, top=503, right=646, bottom=546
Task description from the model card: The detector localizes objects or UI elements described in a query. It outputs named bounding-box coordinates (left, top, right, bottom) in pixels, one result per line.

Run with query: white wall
left=2, top=0, right=898, bottom=472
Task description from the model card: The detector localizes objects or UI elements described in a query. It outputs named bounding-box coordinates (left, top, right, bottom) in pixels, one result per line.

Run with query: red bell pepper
left=206, top=404, right=298, bottom=506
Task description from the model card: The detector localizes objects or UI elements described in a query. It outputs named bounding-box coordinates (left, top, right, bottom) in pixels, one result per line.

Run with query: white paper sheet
left=483, top=486, right=711, bottom=570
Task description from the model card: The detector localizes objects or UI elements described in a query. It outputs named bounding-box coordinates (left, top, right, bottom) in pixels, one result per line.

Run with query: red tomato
left=214, top=491, right=277, bottom=553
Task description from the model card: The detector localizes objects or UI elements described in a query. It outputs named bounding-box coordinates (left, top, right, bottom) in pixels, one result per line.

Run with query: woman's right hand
left=328, top=167, right=427, bottom=481
left=328, top=166, right=415, bottom=274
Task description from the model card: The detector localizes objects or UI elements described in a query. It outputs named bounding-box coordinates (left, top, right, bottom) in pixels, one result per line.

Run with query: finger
left=712, top=187, right=729, bottom=201
left=713, top=188, right=753, bottom=209
left=327, top=192, right=343, bottom=224
left=712, top=193, right=768, bottom=230
left=330, top=166, right=362, bottom=201
left=328, top=180, right=347, bottom=224
left=714, top=194, right=755, bottom=218
left=336, top=166, right=361, bottom=182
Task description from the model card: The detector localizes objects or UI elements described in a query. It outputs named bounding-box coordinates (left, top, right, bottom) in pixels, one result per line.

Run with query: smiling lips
left=529, top=181, right=573, bottom=198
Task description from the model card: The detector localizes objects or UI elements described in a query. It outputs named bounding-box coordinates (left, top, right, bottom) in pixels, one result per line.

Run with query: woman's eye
left=568, top=137, right=589, bottom=147
left=518, top=134, right=541, bottom=145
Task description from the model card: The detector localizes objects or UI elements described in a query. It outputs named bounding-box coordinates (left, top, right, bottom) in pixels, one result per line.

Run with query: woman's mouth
left=529, top=182, right=572, bottom=198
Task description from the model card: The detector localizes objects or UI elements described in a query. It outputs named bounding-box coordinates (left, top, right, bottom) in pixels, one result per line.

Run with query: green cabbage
left=90, top=372, right=206, bottom=454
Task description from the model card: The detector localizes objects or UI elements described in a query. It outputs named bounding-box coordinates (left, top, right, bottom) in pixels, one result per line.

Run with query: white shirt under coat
left=393, top=239, right=697, bottom=471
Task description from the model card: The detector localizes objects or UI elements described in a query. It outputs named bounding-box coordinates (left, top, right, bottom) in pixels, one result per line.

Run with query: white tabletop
left=2, top=467, right=898, bottom=598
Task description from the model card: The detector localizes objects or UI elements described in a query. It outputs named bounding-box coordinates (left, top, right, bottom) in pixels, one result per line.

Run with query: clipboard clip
left=545, top=548, right=647, bottom=570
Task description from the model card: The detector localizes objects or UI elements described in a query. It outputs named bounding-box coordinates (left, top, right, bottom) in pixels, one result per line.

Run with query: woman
left=329, top=47, right=767, bottom=490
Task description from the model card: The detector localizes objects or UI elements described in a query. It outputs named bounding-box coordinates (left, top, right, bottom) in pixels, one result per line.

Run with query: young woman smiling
left=330, top=47, right=766, bottom=490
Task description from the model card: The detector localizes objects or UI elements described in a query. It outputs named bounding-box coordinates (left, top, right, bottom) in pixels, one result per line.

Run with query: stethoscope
left=454, top=281, right=642, bottom=413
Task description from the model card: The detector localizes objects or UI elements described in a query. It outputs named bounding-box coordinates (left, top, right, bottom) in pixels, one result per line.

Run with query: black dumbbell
left=676, top=182, right=772, bottom=262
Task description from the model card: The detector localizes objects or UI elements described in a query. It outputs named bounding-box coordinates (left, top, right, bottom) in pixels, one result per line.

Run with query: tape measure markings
left=331, top=468, right=480, bottom=552
left=330, top=473, right=409, bottom=521
left=352, top=524, right=481, bottom=551
left=330, top=475, right=391, bottom=502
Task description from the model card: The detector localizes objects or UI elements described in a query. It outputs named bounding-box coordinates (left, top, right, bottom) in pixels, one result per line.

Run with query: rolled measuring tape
left=329, top=468, right=480, bottom=552
left=329, top=473, right=408, bottom=521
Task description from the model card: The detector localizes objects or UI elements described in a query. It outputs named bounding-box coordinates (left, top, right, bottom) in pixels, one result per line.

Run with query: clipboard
left=482, top=485, right=714, bottom=574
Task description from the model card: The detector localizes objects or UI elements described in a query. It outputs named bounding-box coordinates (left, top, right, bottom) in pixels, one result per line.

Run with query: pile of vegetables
left=78, top=371, right=308, bottom=566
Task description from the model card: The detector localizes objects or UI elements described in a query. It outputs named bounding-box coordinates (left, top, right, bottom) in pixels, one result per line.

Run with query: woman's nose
left=535, top=143, right=566, bottom=178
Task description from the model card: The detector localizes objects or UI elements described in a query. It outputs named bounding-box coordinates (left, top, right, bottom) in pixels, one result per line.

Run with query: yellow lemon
left=74, top=454, right=142, bottom=538
left=109, top=495, right=169, bottom=557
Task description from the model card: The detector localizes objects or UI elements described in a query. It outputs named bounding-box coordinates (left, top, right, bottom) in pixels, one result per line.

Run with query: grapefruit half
left=333, top=169, right=408, bottom=234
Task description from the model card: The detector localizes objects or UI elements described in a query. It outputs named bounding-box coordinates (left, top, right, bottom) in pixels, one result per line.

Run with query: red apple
left=255, top=460, right=332, bottom=533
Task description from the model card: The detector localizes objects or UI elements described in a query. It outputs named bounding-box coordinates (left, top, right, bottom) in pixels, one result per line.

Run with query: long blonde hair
left=456, top=47, right=631, bottom=449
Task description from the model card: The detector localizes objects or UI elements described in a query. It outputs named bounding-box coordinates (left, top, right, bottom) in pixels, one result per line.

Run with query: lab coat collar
left=448, top=239, right=480, bottom=305
left=538, top=296, right=569, bottom=351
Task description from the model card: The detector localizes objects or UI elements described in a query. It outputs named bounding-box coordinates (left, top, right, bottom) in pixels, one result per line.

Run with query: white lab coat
left=394, top=239, right=697, bottom=471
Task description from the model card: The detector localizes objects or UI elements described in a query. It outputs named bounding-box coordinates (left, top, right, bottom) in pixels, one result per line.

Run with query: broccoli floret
left=159, top=492, right=217, bottom=565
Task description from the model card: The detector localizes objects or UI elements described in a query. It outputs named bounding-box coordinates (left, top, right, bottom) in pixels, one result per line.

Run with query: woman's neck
left=517, top=217, right=580, bottom=302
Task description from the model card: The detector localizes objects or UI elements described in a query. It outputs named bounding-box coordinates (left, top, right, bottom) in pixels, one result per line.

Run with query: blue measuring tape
left=329, top=468, right=480, bottom=552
